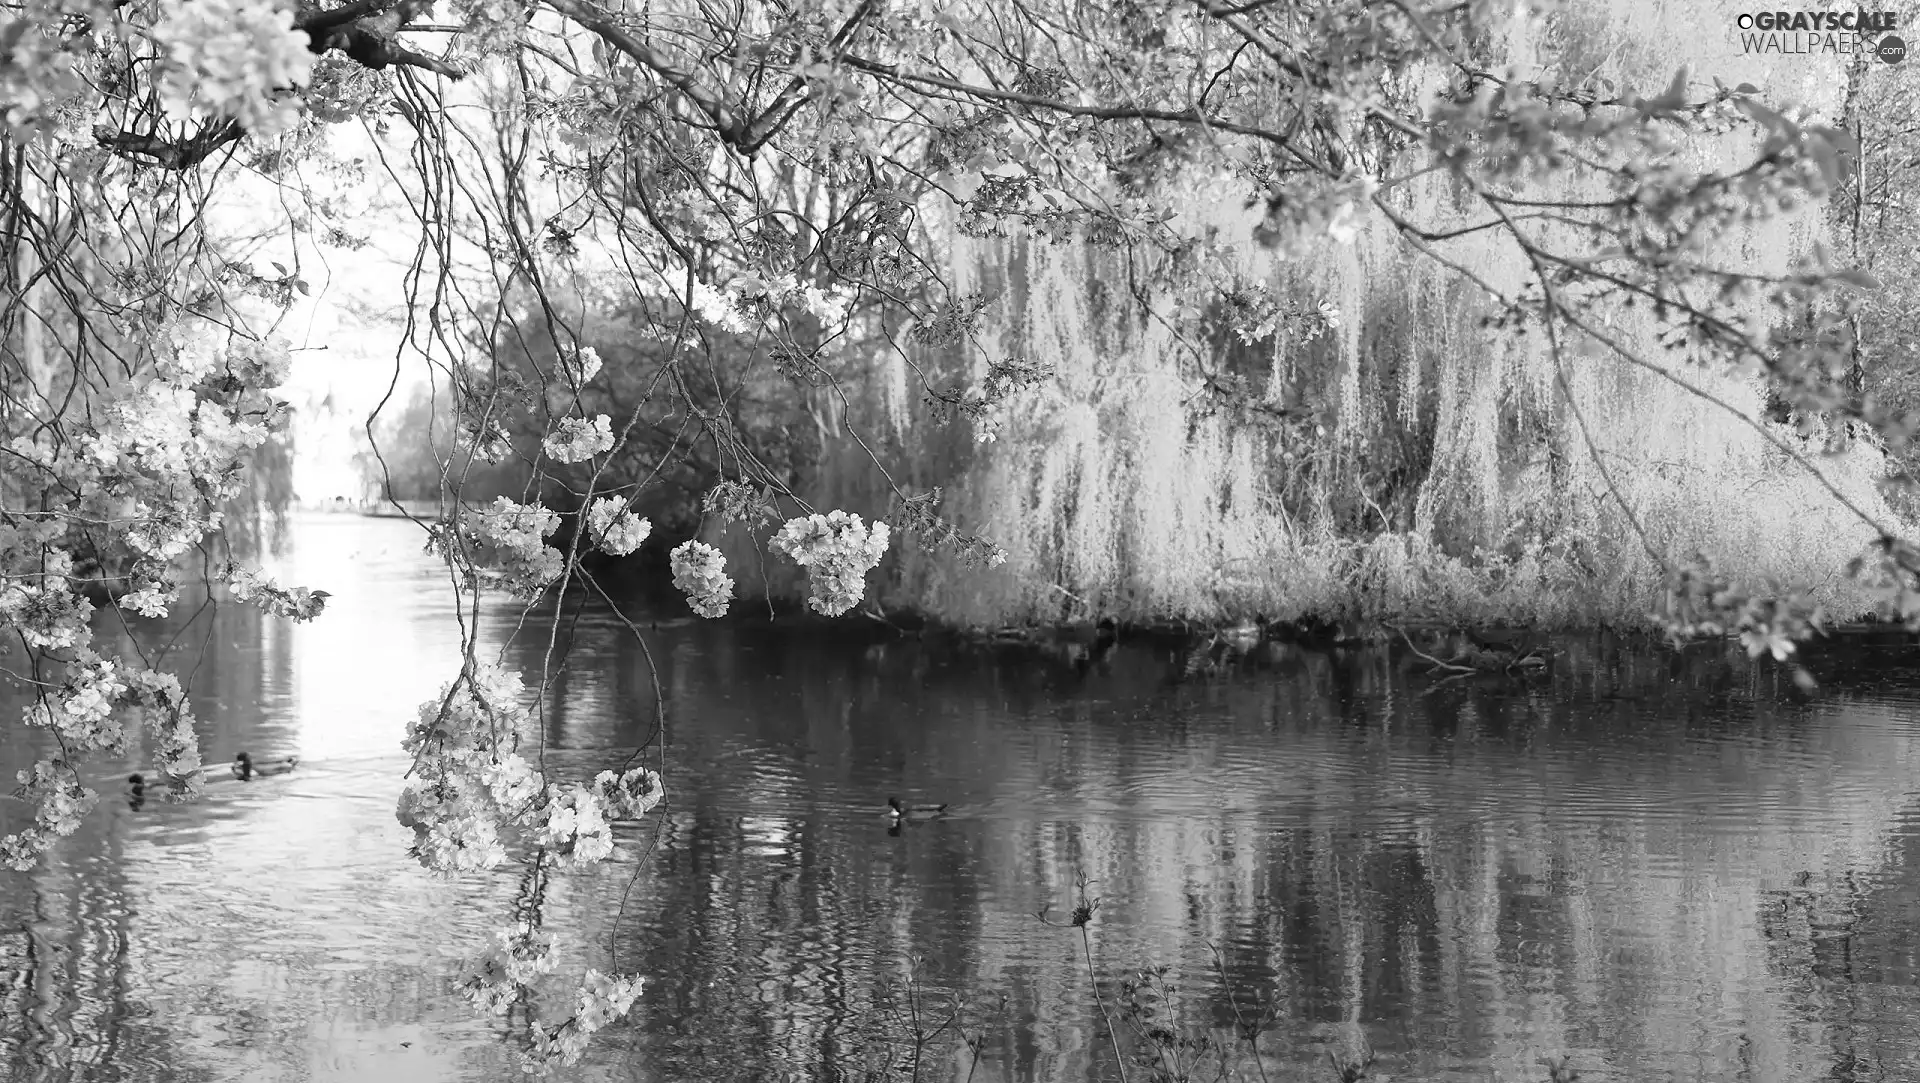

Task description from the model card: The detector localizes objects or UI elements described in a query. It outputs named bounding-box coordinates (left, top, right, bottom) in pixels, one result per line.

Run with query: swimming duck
left=232, top=751, right=299, bottom=781
left=126, top=772, right=149, bottom=809
left=886, top=796, right=949, bottom=825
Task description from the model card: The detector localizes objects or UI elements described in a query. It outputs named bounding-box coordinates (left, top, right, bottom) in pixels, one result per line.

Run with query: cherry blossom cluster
left=585, top=496, right=651, bottom=556
left=542, top=414, right=615, bottom=463
left=687, top=279, right=749, bottom=333
left=533, top=784, right=615, bottom=868
left=150, top=0, right=314, bottom=135
left=0, top=333, right=291, bottom=869
left=669, top=540, right=733, bottom=617
left=21, top=650, right=128, bottom=755
left=122, top=670, right=204, bottom=786
left=0, top=546, right=92, bottom=651
left=731, top=272, right=854, bottom=327
left=461, top=921, right=643, bottom=1068
left=0, top=761, right=97, bottom=871
left=1, top=658, right=204, bottom=868
left=463, top=415, right=516, bottom=464
left=559, top=345, right=603, bottom=389
left=460, top=923, right=557, bottom=1014
left=223, top=565, right=331, bottom=622
left=124, top=501, right=210, bottom=563
left=118, top=580, right=183, bottom=619
left=397, top=664, right=537, bottom=872
left=304, top=55, right=392, bottom=124
left=592, top=766, right=665, bottom=820
left=89, top=382, right=274, bottom=504
left=398, top=666, right=667, bottom=875
left=477, top=497, right=565, bottom=596
left=0, top=0, right=100, bottom=138
left=769, top=512, right=892, bottom=617
left=524, top=969, right=643, bottom=1066
left=403, top=666, right=654, bottom=1065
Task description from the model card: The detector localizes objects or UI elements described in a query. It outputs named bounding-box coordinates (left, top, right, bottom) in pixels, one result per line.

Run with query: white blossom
left=669, top=541, right=733, bottom=618
left=769, top=511, right=892, bottom=617
left=575, top=968, right=643, bottom=1030
left=535, top=784, right=614, bottom=868
left=561, top=345, right=603, bottom=388
left=478, top=498, right=565, bottom=594
left=688, top=279, right=748, bottom=333
left=118, top=581, right=180, bottom=618
left=151, top=0, right=315, bottom=135
left=585, top=496, right=651, bottom=557
left=592, top=767, right=664, bottom=819
left=542, top=414, right=615, bottom=463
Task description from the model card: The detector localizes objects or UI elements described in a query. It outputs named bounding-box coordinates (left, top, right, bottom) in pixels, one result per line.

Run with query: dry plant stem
left=1389, top=624, right=1474, bottom=673
left=1080, top=925, right=1131, bottom=1083
left=907, top=972, right=926, bottom=1083
left=1209, top=941, right=1271, bottom=1083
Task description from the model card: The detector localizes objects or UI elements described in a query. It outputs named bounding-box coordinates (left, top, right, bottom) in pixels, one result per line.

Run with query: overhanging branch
left=542, top=0, right=742, bottom=141
left=94, top=119, right=243, bottom=170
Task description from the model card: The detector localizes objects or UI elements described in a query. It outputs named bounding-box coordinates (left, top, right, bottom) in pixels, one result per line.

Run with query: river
left=4, top=512, right=1920, bottom=1082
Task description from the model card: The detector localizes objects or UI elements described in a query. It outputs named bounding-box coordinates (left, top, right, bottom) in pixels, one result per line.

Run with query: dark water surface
left=6, top=513, right=1920, bottom=1082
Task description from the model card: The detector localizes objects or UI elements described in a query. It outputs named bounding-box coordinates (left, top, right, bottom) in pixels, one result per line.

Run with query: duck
left=886, top=796, right=949, bottom=825
left=126, top=772, right=150, bottom=810
left=232, top=751, right=299, bottom=781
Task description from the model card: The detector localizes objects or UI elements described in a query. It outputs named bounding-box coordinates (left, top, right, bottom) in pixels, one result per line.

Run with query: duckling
left=886, top=796, right=949, bottom=825
left=232, top=751, right=299, bottom=781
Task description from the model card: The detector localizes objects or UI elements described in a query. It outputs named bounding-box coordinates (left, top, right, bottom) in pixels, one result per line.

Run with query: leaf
left=1735, top=82, right=1760, bottom=95
left=1639, top=65, right=1691, bottom=114
left=1829, top=268, right=1883, bottom=292
left=1808, top=136, right=1843, bottom=189
left=1666, top=65, right=1690, bottom=101
left=294, top=278, right=310, bottom=296
left=1822, top=125, right=1860, bottom=160
left=1734, top=97, right=1794, bottom=137
left=272, top=261, right=288, bottom=275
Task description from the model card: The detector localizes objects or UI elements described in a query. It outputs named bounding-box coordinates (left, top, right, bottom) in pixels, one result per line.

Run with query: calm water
left=6, top=514, right=1920, bottom=1082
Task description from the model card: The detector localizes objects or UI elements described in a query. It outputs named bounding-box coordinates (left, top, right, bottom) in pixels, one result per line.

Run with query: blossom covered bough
left=1, top=332, right=299, bottom=868
left=0, top=1, right=913, bottom=1050
left=3, top=328, right=902, bottom=1066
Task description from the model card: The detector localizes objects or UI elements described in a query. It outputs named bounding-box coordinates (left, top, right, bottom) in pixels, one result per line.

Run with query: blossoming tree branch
left=0, top=0, right=1901, bottom=1067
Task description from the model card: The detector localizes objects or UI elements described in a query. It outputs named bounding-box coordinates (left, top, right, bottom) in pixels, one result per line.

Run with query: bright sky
left=280, top=290, right=420, bottom=503
left=228, top=124, right=440, bottom=504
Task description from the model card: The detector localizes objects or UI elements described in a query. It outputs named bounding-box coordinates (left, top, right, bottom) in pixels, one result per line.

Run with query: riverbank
left=636, top=575, right=1920, bottom=698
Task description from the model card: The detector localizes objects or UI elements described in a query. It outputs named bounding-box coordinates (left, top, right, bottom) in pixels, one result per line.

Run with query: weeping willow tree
left=759, top=0, right=1913, bottom=631
left=0, top=0, right=1912, bottom=1067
